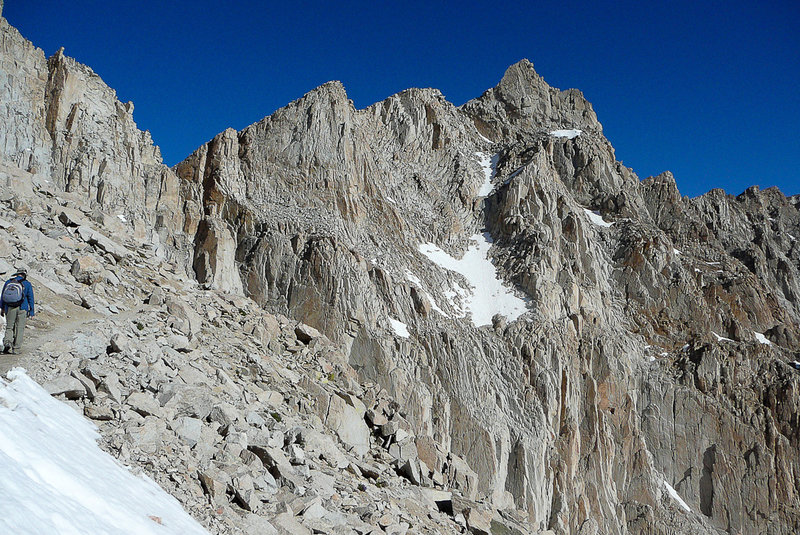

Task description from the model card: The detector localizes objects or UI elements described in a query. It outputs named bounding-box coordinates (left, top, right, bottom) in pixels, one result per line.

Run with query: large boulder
left=325, top=393, right=371, bottom=457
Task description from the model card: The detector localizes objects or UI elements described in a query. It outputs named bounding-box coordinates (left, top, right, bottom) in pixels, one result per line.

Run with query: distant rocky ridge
left=1, top=8, right=799, bottom=535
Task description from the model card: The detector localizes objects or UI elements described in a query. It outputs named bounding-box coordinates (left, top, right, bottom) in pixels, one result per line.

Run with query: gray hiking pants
left=4, top=306, right=27, bottom=352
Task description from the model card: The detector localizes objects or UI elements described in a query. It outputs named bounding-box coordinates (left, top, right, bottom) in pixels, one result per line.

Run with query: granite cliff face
left=1, top=10, right=799, bottom=535
left=0, top=14, right=186, bottom=257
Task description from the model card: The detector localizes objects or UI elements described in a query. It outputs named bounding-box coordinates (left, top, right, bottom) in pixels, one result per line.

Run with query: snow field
left=0, top=369, right=208, bottom=535
left=418, top=233, right=528, bottom=327
left=753, top=331, right=772, bottom=345
left=711, top=331, right=734, bottom=343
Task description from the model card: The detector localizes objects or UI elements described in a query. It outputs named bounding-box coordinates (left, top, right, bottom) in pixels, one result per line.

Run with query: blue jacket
left=1, top=276, right=35, bottom=316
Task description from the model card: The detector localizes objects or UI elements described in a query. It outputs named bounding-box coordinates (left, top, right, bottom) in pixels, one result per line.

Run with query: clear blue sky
left=5, top=1, right=799, bottom=198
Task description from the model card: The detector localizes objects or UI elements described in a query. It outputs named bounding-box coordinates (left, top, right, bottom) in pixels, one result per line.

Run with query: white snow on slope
left=477, top=133, right=494, bottom=144
left=711, top=331, right=734, bottom=343
left=0, top=369, right=208, bottom=535
left=550, top=129, right=582, bottom=139
left=419, top=233, right=528, bottom=327
left=664, top=481, right=692, bottom=513
left=583, top=208, right=613, bottom=228
left=474, top=152, right=499, bottom=196
left=389, top=317, right=410, bottom=338
left=754, top=331, right=772, bottom=345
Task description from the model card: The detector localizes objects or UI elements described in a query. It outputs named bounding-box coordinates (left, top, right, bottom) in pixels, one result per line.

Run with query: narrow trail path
left=0, top=277, right=140, bottom=377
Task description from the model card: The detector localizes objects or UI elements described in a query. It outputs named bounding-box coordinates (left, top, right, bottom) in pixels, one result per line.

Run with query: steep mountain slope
left=1, top=8, right=798, bottom=535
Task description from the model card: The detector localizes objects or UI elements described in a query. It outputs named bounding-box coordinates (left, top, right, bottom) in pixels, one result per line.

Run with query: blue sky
left=5, top=1, right=799, bottom=198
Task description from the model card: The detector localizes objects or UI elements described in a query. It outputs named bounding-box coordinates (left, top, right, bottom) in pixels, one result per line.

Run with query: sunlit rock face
left=174, top=56, right=800, bottom=533
left=2, top=9, right=799, bottom=533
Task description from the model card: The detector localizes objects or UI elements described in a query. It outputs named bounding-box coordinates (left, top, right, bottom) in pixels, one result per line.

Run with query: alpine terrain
left=1, top=4, right=798, bottom=534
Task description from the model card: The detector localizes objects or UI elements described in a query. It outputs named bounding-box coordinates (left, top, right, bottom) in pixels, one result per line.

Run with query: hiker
left=1, top=267, right=35, bottom=355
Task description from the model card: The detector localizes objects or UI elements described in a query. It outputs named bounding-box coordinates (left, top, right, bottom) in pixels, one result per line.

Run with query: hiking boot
left=2, top=345, right=9, bottom=354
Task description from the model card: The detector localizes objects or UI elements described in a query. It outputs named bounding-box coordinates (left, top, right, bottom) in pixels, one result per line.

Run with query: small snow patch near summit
left=550, top=129, right=582, bottom=139
left=712, top=331, right=734, bottom=343
left=419, top=233, right=529, bottom=327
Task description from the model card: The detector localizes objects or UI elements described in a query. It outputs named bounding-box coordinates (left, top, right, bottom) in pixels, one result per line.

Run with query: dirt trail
left=0, top=277, right=139, bottom=377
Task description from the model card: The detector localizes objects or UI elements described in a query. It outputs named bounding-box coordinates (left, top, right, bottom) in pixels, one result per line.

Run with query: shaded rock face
left=1, top=11, right=799, bottom=534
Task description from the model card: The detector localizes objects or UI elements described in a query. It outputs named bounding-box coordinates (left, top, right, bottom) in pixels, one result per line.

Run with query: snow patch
left=550, top=129, right=582, bottom=139
left=0, top=369, right=208, bottom=535
left=711, top=331, right=734, bottom=343
left=664, top=481, right=692, bottom=513
left=583, top=208, right=613, bottom=228
left=474, top=152, right=499, bottom=196
left=419, top=234, right=529, bottom=327
left=116, top=214, right=127, bottom=223
left=673, top=248, right=681, bottom=255
left=754, top=331, right=772, bottom=345
left=389, top=317, right=410, bottom=338
left=385, top=196, right=397, bottom=205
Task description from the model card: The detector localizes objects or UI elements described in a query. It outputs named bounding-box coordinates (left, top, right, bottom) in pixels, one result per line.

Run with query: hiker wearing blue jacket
left=1, top=268, right=35, bottom=354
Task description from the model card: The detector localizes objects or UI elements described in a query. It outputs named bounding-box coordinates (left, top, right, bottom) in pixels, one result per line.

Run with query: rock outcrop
left=0, top=16, right=186, bottom=258
left=0, top=10, right=798, bottom=535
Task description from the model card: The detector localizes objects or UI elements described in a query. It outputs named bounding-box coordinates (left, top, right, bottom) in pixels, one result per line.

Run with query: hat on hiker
left=14, top=267, right=27, bottom=277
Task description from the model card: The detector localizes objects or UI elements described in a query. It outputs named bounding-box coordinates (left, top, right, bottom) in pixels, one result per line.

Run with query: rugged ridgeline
left=1, top=9, right=800, bottom=535
left=0, top=10, right=187, bottom=259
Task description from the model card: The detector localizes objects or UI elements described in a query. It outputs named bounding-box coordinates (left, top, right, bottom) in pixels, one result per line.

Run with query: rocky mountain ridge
left=1, top=8, right=799, bottom=535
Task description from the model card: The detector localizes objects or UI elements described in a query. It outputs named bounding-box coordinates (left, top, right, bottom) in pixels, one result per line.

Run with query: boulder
left=398, top=458, right=423, bottom=486
left=126, top=391, right=162, bottom=417
left=170, top=416, right=203, bottom=448
left=325, top=393, right=370, bottom=457
left=71, top=370, right=96, bottom=399
left=446, top=454, right=480, bottom=500
left=124, top=417, right=167, bottom=455
left=109, top=333, right=132, bottom=353
left=58, top=208, right=89, bottom=227
left=43, top=375, right=86, bottom=399
left=166, top=297, right=203, bottom=339
left=147, top=286, right=165, bottom=306
left=198, top=467, right=230, bottom=507
left=71, top=256, right=103, bottom=285
left=295, top=323, right=323, bottom=344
